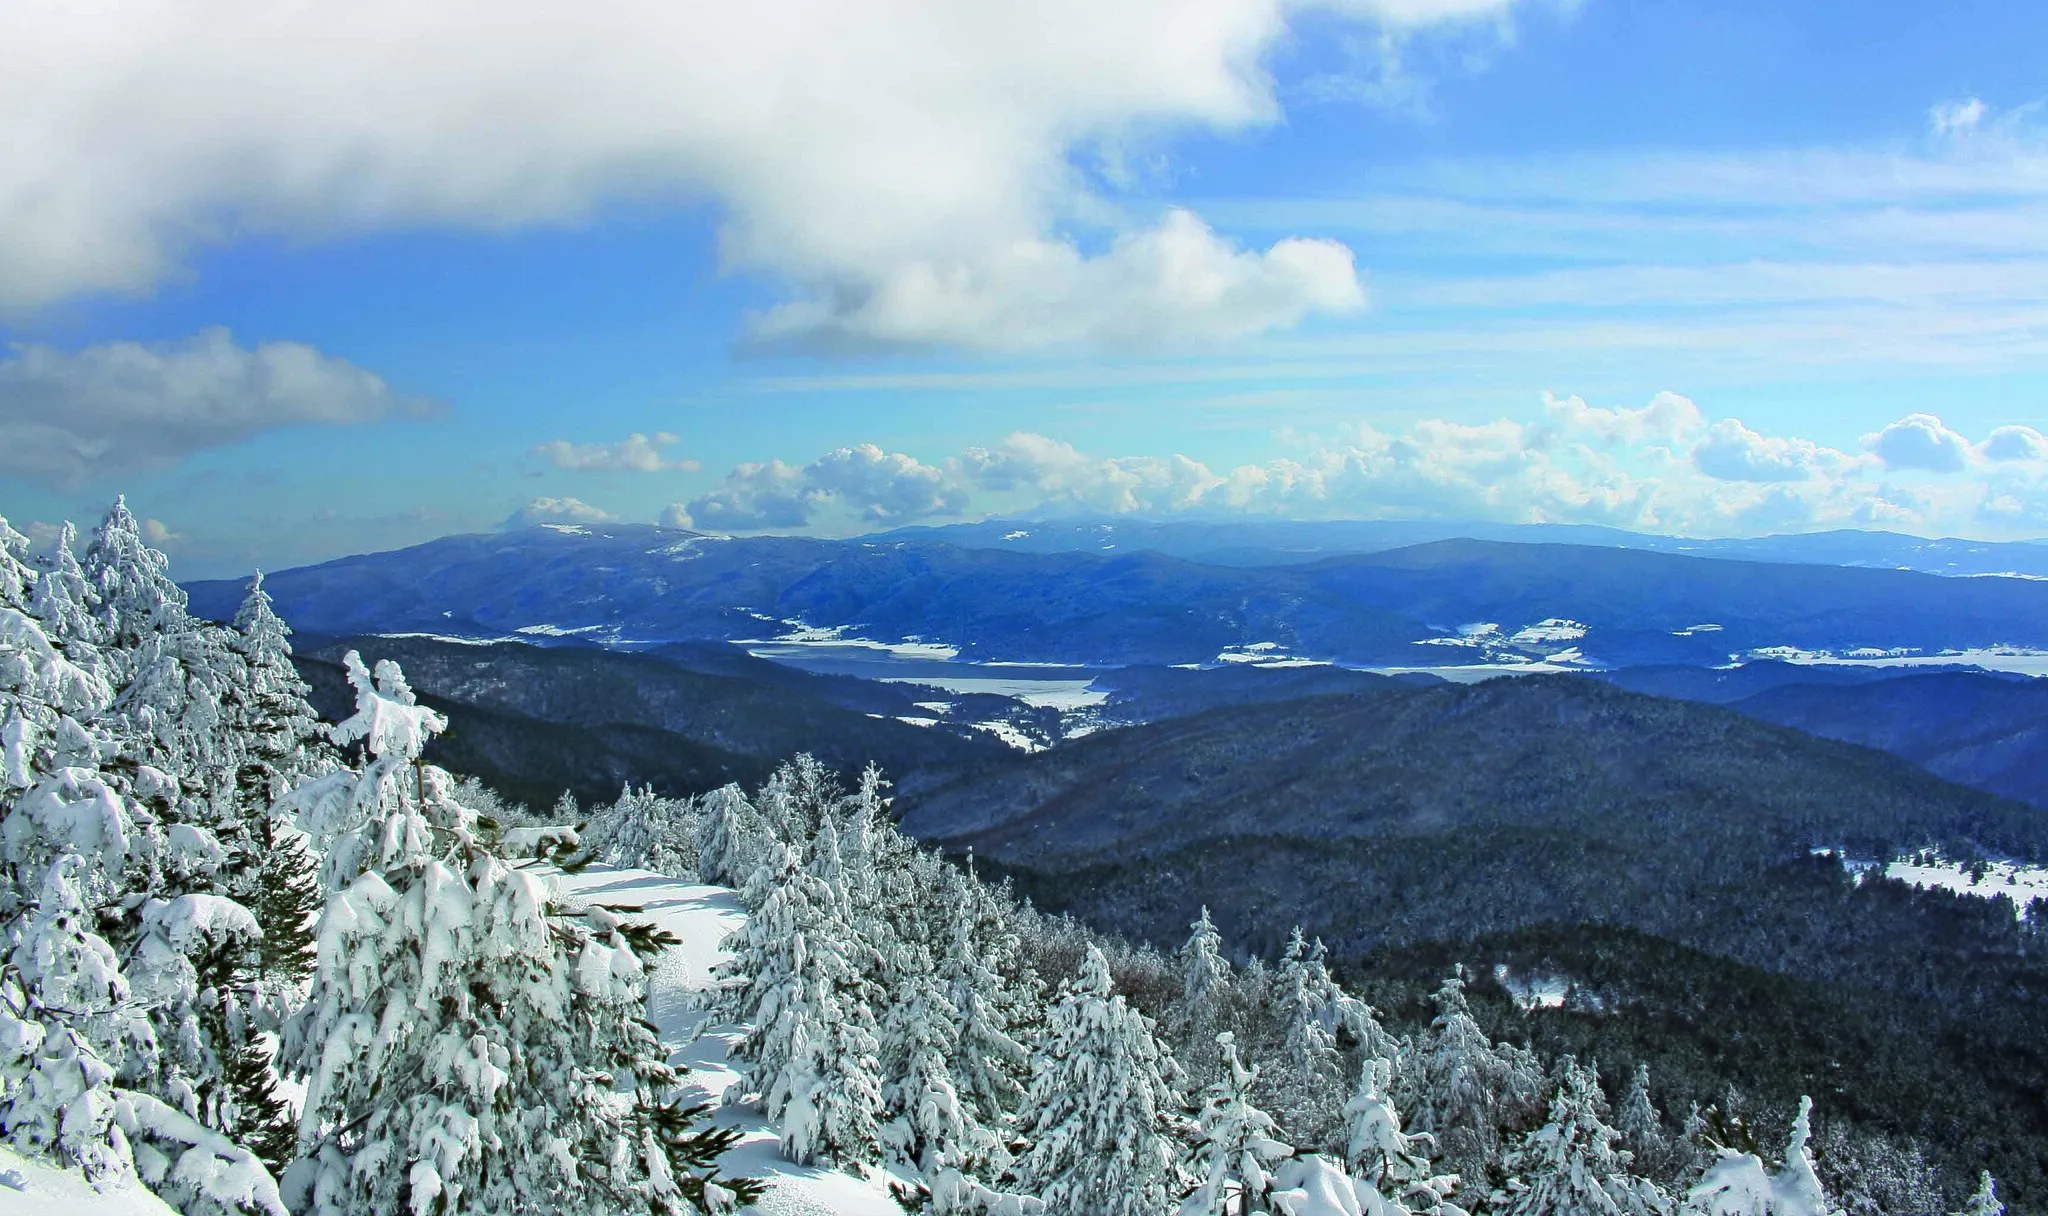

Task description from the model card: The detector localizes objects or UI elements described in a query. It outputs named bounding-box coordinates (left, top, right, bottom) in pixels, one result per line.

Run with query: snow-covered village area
left=3, top=500, right=2022, bottom=1216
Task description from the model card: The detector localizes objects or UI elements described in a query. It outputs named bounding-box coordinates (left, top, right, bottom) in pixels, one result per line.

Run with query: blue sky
left=2, top=0, right=2045, bottom=577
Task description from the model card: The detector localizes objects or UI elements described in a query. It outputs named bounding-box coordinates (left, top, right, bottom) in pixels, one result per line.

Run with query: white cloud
left=1930, top=97, right=1988, bottom=140
left=533, top=432, right=698, bottom=473
left=684, top=396, right=2048, bottom=538
left=1980, top=425, right=2048, bottom=463
left=674, top=444, right=964, bottom=531
left=0, top=0, right=1527, bottom=347
left=0, top=328, right=432, bottom=487
left=1691, top=419, right=1853, bottom=483
left=141, top=518, right=184, bottom=545
left=1865, top=412, right=1971, bottom=472
left=505, top=496, right=617, bottom=528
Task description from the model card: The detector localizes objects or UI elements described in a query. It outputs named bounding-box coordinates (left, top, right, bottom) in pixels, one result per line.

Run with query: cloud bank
left=0, top=328, right=433, bottom=487
left=0, top=0, right=1528, bottom=347
left=668, top=395, right=2048, bottom=538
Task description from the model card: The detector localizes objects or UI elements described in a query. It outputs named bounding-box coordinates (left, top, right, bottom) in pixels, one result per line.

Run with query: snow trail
left=550, top=864, right=905, bottom=1216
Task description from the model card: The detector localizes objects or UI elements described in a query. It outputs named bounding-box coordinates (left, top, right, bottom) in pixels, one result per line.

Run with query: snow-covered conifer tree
left=279, top=651, right=755, bottom=1215
left=939, top=886, right=1030, bottom=1139
left=880, top=961, right=1003, bottom=1179
left=1403, top=973, right=1544, bottom=1188
left=28, top=522, right=102, bottom=659
left=1013, top=945, right=1184, bottom=1216
left=1499, top=1059, right=1667, bottom=1216
left=583, top=783, right=699, bottom=875
left=226, top=570, right=330, bottom=802
left=695, top=782, right=767, bottom=887
left=1342, top=1056, right=1461, bottom=1214
left=1684, top=1097, right=1841, bottom=1216
left=714, top=820, right=886, bottom=1168
left=1181, top=1031, right=1292, bottom=1216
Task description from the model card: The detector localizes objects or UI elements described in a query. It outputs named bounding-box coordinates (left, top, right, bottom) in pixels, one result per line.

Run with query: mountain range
left=186, top=523, right=2048, bottom=668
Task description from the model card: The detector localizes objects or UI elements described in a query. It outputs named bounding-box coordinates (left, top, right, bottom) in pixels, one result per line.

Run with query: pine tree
left=714, top=822, right=885, bottom=1167
left=227, top=569, right=330, bottom=801
left=1500, top=1059, right=1667, bottom=1216
left=1013, top=945, right=1184, bottom=1216
left=1181, top=1031, right=1292, bottom=1216
left=583, top=782, right=700, bottom=875
left=1170, top=906, right=1232, bottom=1084
left=882, top=963, right=990, bottom=1175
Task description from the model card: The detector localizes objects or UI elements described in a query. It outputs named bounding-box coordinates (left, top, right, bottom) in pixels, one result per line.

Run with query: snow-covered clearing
left=1815, top=850, right=2048, bottom=919
left=1738, top=645, right=2048, bottom=677
left=548, top=865, right=905, bottom=1216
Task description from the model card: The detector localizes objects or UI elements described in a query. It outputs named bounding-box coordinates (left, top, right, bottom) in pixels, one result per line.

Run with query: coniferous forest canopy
left=3, top=498, right=2043, bottom=1216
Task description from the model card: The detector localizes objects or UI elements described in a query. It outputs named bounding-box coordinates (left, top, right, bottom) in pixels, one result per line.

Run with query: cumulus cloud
left=533, top=432, right=698, bottom=473
left=141, top=518, right=185, bottom=545
left=505, top=496, right=617, bottom=528
left=0, top=0, right=1531, bottom=345
left=1865, top=412, right=1971, bottom=472
left=1690, top=419, right=1852, bottom=483
left=674, top=444, right=965, bottom=531
left=679, top=397, right=2048, bottom=538
left=0, top=328, right=433, bottom=487
left=1979, top=424, right=2047, bottom=463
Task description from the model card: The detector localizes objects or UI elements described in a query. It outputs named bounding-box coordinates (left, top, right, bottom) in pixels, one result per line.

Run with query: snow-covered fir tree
left=278, top=649, right=754, bottom=1215
left=1685, top=1097, right=1841, bottom=1216
left=938, top=880, right=1031, bottom=1148
left=1013, top=944, right=1185, bottom=1216
left=694, top=782, right=767, bottom=887
left=1401, top=972, right=1545, bottom=1189
left=714, top=819, right=886, bottom=1168
left=1181, top=1031, right=1293, bottom=1215
left=1498, top=1058, right=1667, bottom=1216
left=581, top=782, right=699, bottom=875
left=1, top=512, right=287, bottom=1215
left=879, top=960, right=1004, bottom=1179
left=1342, top=1056, right=1461, bottom=1215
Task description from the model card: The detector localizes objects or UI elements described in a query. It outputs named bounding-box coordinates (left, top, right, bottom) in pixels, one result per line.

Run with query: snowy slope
left=0, top=1145, right=182, bottom=1216
left=548, top=865, right=904, bottom=1216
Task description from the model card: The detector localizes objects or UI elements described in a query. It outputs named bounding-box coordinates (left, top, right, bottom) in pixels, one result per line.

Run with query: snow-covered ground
left=548, top=865, right=905, bottom=1216
left=1736, top=645, right=2048, bottom=678
left=0, top=1145, right=182, bottom=1216
left=1815, top=849, right=2048, bottom=919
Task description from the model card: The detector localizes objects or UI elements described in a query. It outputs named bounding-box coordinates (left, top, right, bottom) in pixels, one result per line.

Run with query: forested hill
left=901, top=674, right=2047, bottom=898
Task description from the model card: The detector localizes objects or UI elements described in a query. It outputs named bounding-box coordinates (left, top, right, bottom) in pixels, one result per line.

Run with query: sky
left=2, top=0, right=2046, bottom=578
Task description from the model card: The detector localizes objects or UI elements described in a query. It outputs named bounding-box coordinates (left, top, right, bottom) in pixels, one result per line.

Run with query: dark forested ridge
left=292, top=634, right=1007, bottom=804
left=900, top=676, right=2048, bottom=1207
left=1730, top=671, right=2048, bottom=809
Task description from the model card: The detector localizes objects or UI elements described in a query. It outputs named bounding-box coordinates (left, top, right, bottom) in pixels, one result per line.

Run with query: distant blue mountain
left=183, top=523, right=2048, bottom=669
left=881, top=517, right=2048, bottom=577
